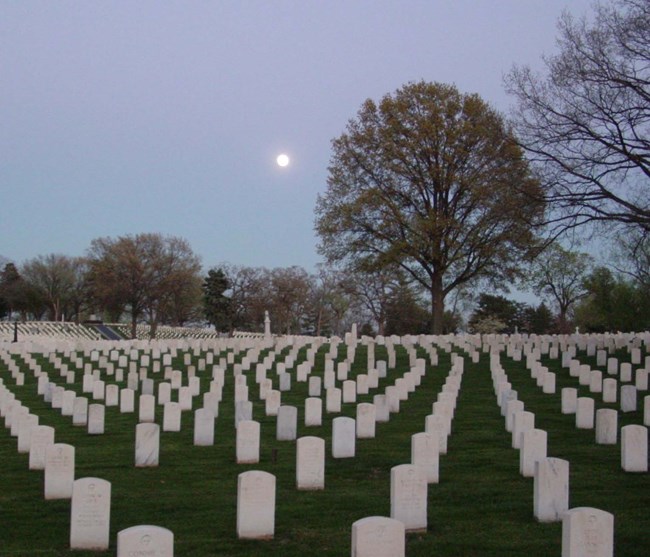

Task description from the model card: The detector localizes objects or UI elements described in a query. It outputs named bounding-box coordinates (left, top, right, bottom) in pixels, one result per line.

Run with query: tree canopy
left=523, top=244, right=593, bottom=333
left=315, top=81, right=543, bottom=333
left=87, top=233, right=202, bottom=338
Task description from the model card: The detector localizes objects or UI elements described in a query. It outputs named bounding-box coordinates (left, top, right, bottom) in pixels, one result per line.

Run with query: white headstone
left=356, top=403, right=376, bottom=439
left=595, top=409, right=618, bottom=445
left=534, top=457, right=569, bottom=522
left=88, top=404, right=105, bottom=435
left=576, top=397, right=595, bottom=429
left=29, top=425, right=55, bottom=470
left=561, top=507, right=613, bottom=557
left=70, top=477, right=111, bottom=550
left=117, top=388, right=133, bottom=414
left=16, top=413, right=38, bottom=453
left=351, top=516, right=405, bottom=557
left=411, top=432, right=439, bottom=484
left=390, top=464, right=427, bottom=532
left=332, top=416, right=356, bottom=458
left=296, top=436, right=325, bottom=490
left=343, top=380, right=357, bottom=403
left=117, top=525, right=174, bottom=557
left=326, top=387, right=342, bottom=413
left=135, top=423, right=160, bottom=467
left=73, top=397, right=89, bottom=426
left=602, top=378, right=617, bottom=403
left=45, top=443, right=75, bottom=500
left=621, top=385, right=637, bottom=412
left=305, top=397, right=322, bottom=427
left=139, top=394, right=156, bottom=423
left=425, top=414, right=449, bottom=454
left=621, top=424, right=648, bottom=472
left=561, top=388, right=578, bottom=414
left=237, top=470, right=275, bottom=539
left=236, top=420, right=260, bottom=464
left=520, top=428, right=547, bottom=477
left=194, top=408, right=215, bottom=446
left=162, top=402, right=181, bottom=432
left=276, top=405, right=298, bottom=441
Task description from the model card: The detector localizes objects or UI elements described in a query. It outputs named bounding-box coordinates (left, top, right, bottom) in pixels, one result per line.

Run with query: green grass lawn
left=0, top=337, right=648, bottom=556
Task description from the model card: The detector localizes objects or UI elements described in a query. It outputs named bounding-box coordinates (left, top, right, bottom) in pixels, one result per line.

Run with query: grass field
left=0, top=336, right=648, bottom=556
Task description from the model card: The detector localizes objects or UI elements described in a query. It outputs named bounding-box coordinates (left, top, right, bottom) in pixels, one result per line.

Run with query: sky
left=1, top=0, right=595, bottom=274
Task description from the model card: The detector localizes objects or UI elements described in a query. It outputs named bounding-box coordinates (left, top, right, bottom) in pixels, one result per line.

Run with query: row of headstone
left=492, top=352, right=618, bottom=555
left=498, top=346, right=649, bottom=474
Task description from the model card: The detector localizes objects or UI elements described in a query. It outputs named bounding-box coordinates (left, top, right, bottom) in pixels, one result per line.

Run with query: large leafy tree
left=506, top=0, right=650, bottom=234
left=87, top=233, right=202, bottom=338
left=316, top=81, right=543, bottom=333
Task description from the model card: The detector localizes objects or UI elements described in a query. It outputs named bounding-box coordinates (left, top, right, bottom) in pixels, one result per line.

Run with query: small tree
left=524, top=244, right=593, bottom=333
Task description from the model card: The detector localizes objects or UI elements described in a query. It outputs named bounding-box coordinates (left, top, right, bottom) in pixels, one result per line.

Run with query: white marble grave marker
left=194, top=408, right=215, bottom=446
left=73, top=397, right=89, bottom=426
left=332, top=416, right=356, bottom=458
left=296, top=436, right=325, bottom=490
left=305, top=397, right=322, bottom=427
left=70, top=477, right=111, bottom=550
left=576, top=398, right=595, bottom=429
left=561, top=388, right=578, bottom=414
left=163, top=402, right=181, bottom=432
left=120, top=388, right=135, bottom=413
left=88, top=404, right=105, bottom=435
left=135, top=423, right=160, bottom=467
left=139, top=394, right=156, bottom=423
left=621, top=385, right=637, bottom=412
left=276, top=405, right=298, bottom=441
left=117, top=525, right=173, bottom=557
left=411, top=432, right=439, bottom=484
left=520, top=428, right=547, bottom=477
left=595, top=409, right=618, bottom=445
left=45, top=443, right=75, bottom=500
left=236, top=420, right=260, bottom=464
left=351, top=516, right=405, bottom=557
left=561, top=507, right=613, bottom=557
left=390, top=464, right=427, bottom=532
left=237, top=470, right=275, bottom=539
left=356, top=403, right=376, bottom=439
left=621, top=424, right=648, bottom=472
left=534, top=457, right=569, bottom=522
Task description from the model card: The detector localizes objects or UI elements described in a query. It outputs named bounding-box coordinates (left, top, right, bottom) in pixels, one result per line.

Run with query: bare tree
left=506, top=0, right=650, bottom=235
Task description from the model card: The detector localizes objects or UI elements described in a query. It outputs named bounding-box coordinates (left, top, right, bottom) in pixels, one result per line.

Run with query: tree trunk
left=130, top=314, right=137, bottom=340
left=430, top=275, right=445, bottom=335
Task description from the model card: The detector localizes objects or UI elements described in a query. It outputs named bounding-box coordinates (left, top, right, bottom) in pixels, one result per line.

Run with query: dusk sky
left=1, top=0, right=594, bottom=273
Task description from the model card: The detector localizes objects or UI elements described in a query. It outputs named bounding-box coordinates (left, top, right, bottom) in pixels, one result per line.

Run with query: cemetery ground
left=1, top=336, right=649, bottom=556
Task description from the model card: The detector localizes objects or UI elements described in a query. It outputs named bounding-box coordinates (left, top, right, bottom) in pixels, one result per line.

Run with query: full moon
left=276, top=154, right=290, bottom=167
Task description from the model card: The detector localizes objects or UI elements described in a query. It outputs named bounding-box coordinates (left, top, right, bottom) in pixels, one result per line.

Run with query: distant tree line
left=2, top=230, right=648, bottom=337
left=0, top=233, right=462, bottom=339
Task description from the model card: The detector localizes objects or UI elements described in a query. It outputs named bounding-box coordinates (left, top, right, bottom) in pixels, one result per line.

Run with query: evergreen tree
left=203, top=268, right=232, bottom=332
